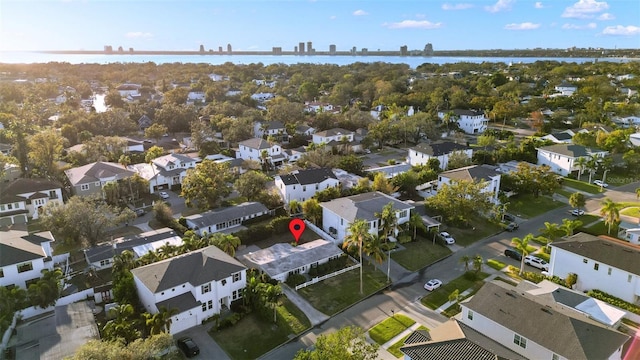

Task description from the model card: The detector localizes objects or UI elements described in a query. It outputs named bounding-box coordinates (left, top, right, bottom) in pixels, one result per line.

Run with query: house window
left=594, top=263, right=599, bottom=271
left=0, top=269, right=3, bottom=278
left=202, top=283, right=211, bottom=294
left=233, top=272, right=241, bottom=282
left=81, top=184, right=90, bottom=191
left=608, top=268, right=612, bottom=275
left=99, top=259, right=111, bottom=267
left=513, top=334, right=527, bottom=349
left=340, top=219, right=343, bottom=226
left=583, top=259, right=588, bottom=264
left=398, top=210, right=408, bottom=218
left=95, top=182, right=100, bottom=186
left=202, top=303, right=207, bottom=312
left=49, top=190, right=57, bottom=198
left=0, top=205, right=4, bottom=211
left=467, top=310, right=473, bottom=320
left=303, top=186, right=306, bottom=191
left=7, top=203, right=12, bottom=210
left=17, top=262, right=33, bottom=273
left=232, top=290, right=242, bottom=300
left=552, top=354, right=559, bottom=360
left=208, top=300, right=213, bottom=310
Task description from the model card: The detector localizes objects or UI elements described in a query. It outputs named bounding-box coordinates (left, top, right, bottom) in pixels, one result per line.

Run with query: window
left=628, top=275, right=633, bottom=283
left=302, top=186, right=306, bottom=191
left=95, top=182, right=100, bottom=186
left=99, top=259, right=111, bottom=267
left=17, top=262, right=33, bottom=273
left=583, top=258, right=588, bottom=264
left=467, top=310, right=473, bottom=320
left=202, top=283, right=211, bottom=294
left=594, top=263, right=599, bottom=271
left=513, top=334, right=527, bottom=349
left=608, top=268, right=612, bottom=275
left=0, top=204, right=4, bottom=211
left=202, top=303, right=207, bottom=312
left=398, top=210, right=408, bottom=218
left=0, top=269, right=3, bottom=278
left=80, top=184, right=90, bottom=191
left=208, top=300, right=213, bottom=310
left=232, top=290, right=242, bottom=300
left=7, top=203, right=12, bottom=210
left=233, top=272, right=241, bottom=282
left=552, top=354, right=559, bottom=360
left=49, top=190, right=57, bottom=198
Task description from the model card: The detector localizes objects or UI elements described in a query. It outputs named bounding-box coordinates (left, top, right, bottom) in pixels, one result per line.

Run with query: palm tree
left=113, top=250, right=136, bottom=274
left=511, top=234, right=533, bottom=275
left=636, top=187, right=640, bottom=199
left=259, top=283, right=282, bottom=323
left=560, top=218, right=583, bottom=237
left=363, top=234, right=386, bottom=266
left=586, top=156, right=598, bottom=184
left=208, top=233, right=241, bottom=256
left=473, top=255, right=483, bottom=273
left=103, top=303, right=140, bottom=344
left=288, top=199, right=301, bottom=216
left=459, top=255, right=471, bottom=272
left=343, top=219, right=373, bottom=295
left=408, top=212, right=426, bottom=240
left=600, top=198, right=620, bottom=234
left=575, top=156, right=587, bottom=180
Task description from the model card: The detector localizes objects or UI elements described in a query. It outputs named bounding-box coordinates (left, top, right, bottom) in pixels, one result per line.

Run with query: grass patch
left=507, top=194, right=565, bottom=219
left=180, top=207, right=201, bottom=217
left=105, top=226, right=142, bottom=239
left=621, top=207, right=640, bottom=218
left=444, top=216, right=504, bottom=247
left=421, top=272, right=489, bottom=310
left=442, top=303, right=462, bottom=318
left=369, top=314, right=416, bottom=345
left=387, top=325, right=428, bottom=358
left=486, top=259, right=507, bottom=271
left=278, top=297, right=311, bottom=333
left=297, top=263, right=388, bottom=315
left=578, top=219, right=617, bottom=237
left=27, top=219, right=44, bottom=233
left=391, top=239, right=452, bottom=271
left=562, top=178, right=602, bottom=194
left=555, top=188, right=574, bottom=198
left=147, top=219, right=167, bottom=230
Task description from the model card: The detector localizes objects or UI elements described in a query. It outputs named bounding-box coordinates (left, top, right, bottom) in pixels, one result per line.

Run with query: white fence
left=304, top=220, right=336, bottom=243
left=295, top=263, right=361, bottom=290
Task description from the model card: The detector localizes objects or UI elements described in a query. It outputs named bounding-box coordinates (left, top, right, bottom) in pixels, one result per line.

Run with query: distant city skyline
left=1, top=0, right=639, bottom=53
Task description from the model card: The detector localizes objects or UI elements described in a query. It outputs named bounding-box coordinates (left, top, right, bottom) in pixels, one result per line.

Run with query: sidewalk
left=281, top=284, right=329, bottom=326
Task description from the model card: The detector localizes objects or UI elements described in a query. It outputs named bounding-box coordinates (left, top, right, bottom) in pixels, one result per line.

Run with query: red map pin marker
left=289, top=218, right=306, bottom=243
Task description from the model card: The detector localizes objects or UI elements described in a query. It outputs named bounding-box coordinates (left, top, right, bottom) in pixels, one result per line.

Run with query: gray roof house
left=0, top=178, right=64, bottom=225
left=0, top=227, right=59, bottom=289
left=65, top=161, right=135, bottom=196
left=185, top=202, right=270, bottom=236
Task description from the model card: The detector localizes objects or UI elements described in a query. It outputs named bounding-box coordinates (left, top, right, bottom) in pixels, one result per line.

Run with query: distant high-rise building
left=117, top=46, right=124, bottom=53
left=351, top=46, right=357, bottom=54
left=129, top=48, right=134, bottom=53
left=329, top=44, right=336, bottom=55
left=227, top=44, right=232, bottom=53
left=298, top=42, right=305, bottom=54
left=361, top=48, right=368, bottom=55
left=307, top=41, right=313, bottom=54
left=104, top=45, right=113, bottom=53
left=424, top=43, right=433, bottom=55
left=199, top=44, right=205, bottom=52
left=400, top=45, right=408, bottom=56
left=218, top=46, right=223, bottom=53
left=294, top=46, right=298, bottom=53
left=272, top=47, right=282, bottom=55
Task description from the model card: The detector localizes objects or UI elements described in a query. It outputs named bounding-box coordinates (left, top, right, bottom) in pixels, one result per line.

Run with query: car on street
left=570, top=209, right=585, bottom=216
left=503, top=214, right=516, bottom=222
left=424, top=279, right=442, bottom=291
left=594, top=180, right=609, bottom=188
left=159, top=191, right=170, bottom=199
left=504, top=248, right=522, bottom=261
left=505, top=222, right=519, bottom=232
left=135, top=209, right=145, bottom=217
left=177, top=337, right=200, bottom=358
left=439, top=231, right=455, bottom=245
left=524, top=255, right=549, bottom=271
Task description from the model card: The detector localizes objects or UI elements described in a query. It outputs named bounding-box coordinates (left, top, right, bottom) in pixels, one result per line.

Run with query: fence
left=304, top=220, right=336, bottom=243
left=295, top=263, right=361, bottom=290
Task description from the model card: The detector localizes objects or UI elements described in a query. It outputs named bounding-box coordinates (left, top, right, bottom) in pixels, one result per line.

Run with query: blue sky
left=1, top=0, right=638, bottom=52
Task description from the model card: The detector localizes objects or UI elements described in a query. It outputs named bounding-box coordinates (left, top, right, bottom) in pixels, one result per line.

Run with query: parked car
left=503, top=214, right=516, bottom=222
left=177, top=337, right=200, bottom=358
left=135, top=209, right=145, bottom=217
left=524, top=255, right=549, bottom=271
left=594, top=180, right=609, bottom=188
left=504, top=248, right=522, bottom=261
left=424, top=279, right=442, bottom=291
left=505, top=222, right=519, bottom=232
left=570, top=209, right=585, bottom=216
left=159, top=191, right=170, bottom=199
left=439, top=231, right=455, bottom=245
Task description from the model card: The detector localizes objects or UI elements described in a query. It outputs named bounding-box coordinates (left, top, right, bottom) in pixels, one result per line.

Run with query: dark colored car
left=503, top=214, right=516, bottom=222
left=504, top=248, right=522, bottom=261
left=177, top=337, right=200, bottom=358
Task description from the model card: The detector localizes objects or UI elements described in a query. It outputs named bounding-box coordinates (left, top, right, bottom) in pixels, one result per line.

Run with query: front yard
left=391, top=239, right=452, bottom=271
left=507, top=194, right=565, bottom=219
left=443, top=216, right=504, bottom=246
left=420, top=272, right=489, bottom=310
left=562, top=178, right=602, bottom=194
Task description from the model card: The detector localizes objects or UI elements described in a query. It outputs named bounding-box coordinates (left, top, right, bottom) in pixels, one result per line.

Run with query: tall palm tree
left=600, top=198, right=620, bottom=234
left=208, top=233, right=241, bottom=256
left=103, top=303, right=140, bottom=344
left=259, top=283, right=282, bottom=323
left=459, top=255, right=471, bottom=272
left=408, top=212, right=426, bottom=240
left=511, top=234, right=533, bottom=276
left=636, top=187, right=640, bottom=199
left=113, top=250, right=136, bottom=274
left=586, top=156, right=598, bottom=184
left=288, top=199, right=301, bottom=216
left=473, top=255, right=483, bottom=273
left=575, top=156, right=587, bottom=180
left=363, top=234, right=386, bottom=266
left=539, top=222, right=563, bottom=243
left=343, top=219, right=373, bottom=295
left=560, top=218, right=583, bottom=237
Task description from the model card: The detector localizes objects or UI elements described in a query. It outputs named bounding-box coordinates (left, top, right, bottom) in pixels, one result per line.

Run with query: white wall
left=275, top=177, right=340, bottom=203
left=0, top=258, right=51, bottom=289
left=537, top=150, right=574, bottom=176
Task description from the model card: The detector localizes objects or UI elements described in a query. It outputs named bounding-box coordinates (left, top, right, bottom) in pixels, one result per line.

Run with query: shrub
left=486, top=259, right=507, bottom=271
left=521, top=271, right=545, bottom=284
left=587, top=289, right=640, bottom=315
left=269, top=216, right=291, bottom=234
left=463, top=271, right=477, bottom=281
left=286, top=274, right=306, bottom=287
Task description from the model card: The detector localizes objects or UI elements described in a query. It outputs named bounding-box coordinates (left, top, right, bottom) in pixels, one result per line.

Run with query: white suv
left=524, top=255, right=549, bottom=271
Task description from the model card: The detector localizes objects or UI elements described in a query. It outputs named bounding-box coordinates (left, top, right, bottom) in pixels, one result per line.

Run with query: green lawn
left=578, top=219, right=617, bottom=237
left=368, top=314, right=416, bottom=345
left=486, top=259, right=507, bottom=271
left=105, top=226, right=142, bottom=239
left=297, top=263, right=388, bottom=315
left=562, top=178, right=602, bottom=194
left=387, top=325, right=428, bottom=358
left=621, top=207, right=640, bottom=218
left=391, top=239, right=452, bottom=271
left=507, top=194, right=565, bottom=219
left=445, top=217, right=504, bottom=246
left=555, top=188, right=574, bottom=198
left=421, top=272, right=489, bottom=310
left=210, top=298, right=309, bottom=359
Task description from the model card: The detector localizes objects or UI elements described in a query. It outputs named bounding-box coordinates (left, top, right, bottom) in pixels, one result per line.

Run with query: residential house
left=137, top=115, right=153, bottom=130
left=536, top=144, right=608, bottom=176
left=437, top=109, right=488, bottom=134
left=253, top=79, right=277, bottom=88
left=631, top=133, right=640, bottom=147
left=0, top=143, right=12, bottom=156
left=365, top=163, right=411, bottom=179
left=236, top=138, right=286, bottom=167
left=0, top=178, right=64, bottom=225
left=240, top=239, right=344, bottom=282
left=129, top=153, right=197, bottom=193
left=618, top=215, right=640, bottom=244
left=541, top=130, right=574, bottom=144
left=295, top=125, right=315, bottom=136
left=65, top=161, right=136, bottom=197
left=333, top=168, right=367, bottom=190
left=131, top=245, right=247, bottom=334
left=436, top=165, right=501, bottom=204
left=0, top=227, right=58, bottom=289
left=407, top=141, right=472, bottom=170
left=554, top=81, right=578, bottom=96
left=208, top=73, right=228, bottom=82
left=187, top=91, right=206, bottom=104
left=116, top=83, right=141, bottom=97
left=1, top=163, right=21, bottom=183
left=312, top=128, right=361, bottom=152
left=254, top=121, right=288, bottom=142
left=615, top=116, right=640, bottom=128
left=320, top=191, right=414, bottom=242
left=459, top=281, right=629, bottom=360
left=225, top=88, right=242, bottom=97
left=550, top=232, right=640, bottom=304
left=274, top=168, right=340, bottom=203
left=304, top=101, right=334, bottom=113
left=282, top=146, right=306, bottom=163
left=184, top=202, right=269, bottom=237
left=251, top=92, right=275, bottom=102
left=84, top=228, right=182, bottom=271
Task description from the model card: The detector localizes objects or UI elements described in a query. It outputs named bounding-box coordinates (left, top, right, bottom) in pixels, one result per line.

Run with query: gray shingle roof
left=463, top=282, right=629, bottom=359
left=278, top=168, right=337, bottom=186
left=314, top=128, right=353, bottom=137
left=65, top=161, right=135, bottom=186
left=156, top=292, right=200, bottom=313
left=185, top=202, right=268, bottom=230
left=552, top=232, right=640, bottom=275
left=131, top=245, right=246, bottom=293
left=0, top=229, right=53, bottom=267
left=320, top=191, right=413, bottom=222
left=536, top=144, right=606, bottom=158
left=451, top=109, right=484, bottom=117
left=440, top=165, right=500, bottom=182
left=1, top=178, right=62, bottom=200
left=411, top=141, right=469, bottom=156
left=238, top=138, right=274, bottom=150
left=84, top=228, right=180, bottom=264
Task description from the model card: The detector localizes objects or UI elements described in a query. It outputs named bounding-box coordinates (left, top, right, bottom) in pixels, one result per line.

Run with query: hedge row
left=588, top=289, right=640, bottom=315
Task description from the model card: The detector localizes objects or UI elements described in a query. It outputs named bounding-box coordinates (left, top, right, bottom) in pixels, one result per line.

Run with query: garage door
left=170, top=313, right=198, bottom=335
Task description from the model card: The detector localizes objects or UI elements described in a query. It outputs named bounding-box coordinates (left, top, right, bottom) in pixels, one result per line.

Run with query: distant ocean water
left=0, top=52, right=634, bottom=68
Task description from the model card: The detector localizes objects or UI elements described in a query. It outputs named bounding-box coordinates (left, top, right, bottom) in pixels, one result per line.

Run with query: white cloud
left=534, top=2, right=544, bottom=9
left=442, top=3, right=473, bottom=10
left=125, top=32, right=153, bottom=38
left=602, top=25, right=640, bottom=36
left=562, top=22, right=597, bottom=29
left=597, top=13, right=615, bottom=20
left=562, top=0, right=609, bottom=19
left=485, top=0, right=513, bottom=13
left=353, top=9, right=368, bottom=16
left=329, top=15, right=337, bottom=20
left=504, top=22, right=541, bottom=30
left=383, top=20, right=443, bottom=29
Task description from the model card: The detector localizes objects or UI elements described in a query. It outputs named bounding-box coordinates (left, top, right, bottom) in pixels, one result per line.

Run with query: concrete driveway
left=174, top=324, right=230, bottom=360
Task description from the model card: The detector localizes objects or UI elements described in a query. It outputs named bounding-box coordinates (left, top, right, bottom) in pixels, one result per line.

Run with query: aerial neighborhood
left=1, top=58, right=640, bottom=359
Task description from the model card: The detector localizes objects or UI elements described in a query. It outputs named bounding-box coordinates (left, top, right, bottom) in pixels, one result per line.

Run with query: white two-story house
left=312, top=127, right=354, bottom=145
left=437, top=109, right=488, bottom=134
left=274, top=168, right=339, bottom=203
left=0, top=228, right=57, bottom=289
left=436, top=165, right=501, bottom=204
left=254, top=121, right=288, bottom=142
left=320, top=191, right=414, bottom=242
left=536, top=144, right=608, bottom=176
left=550, top=232, right=640, bottom=304
left=237, top=138, right=286, bottom=167
left=554, top=81, right=578, bottom=96
left=131, top=245, right=247, bottom=334
left=407, top=141, right=472, bottom=170
left=129, top=153, right=197, bottom=193
left=0, top=178, right=64, bottom=225
left=65, top=161, right=136, bottom=197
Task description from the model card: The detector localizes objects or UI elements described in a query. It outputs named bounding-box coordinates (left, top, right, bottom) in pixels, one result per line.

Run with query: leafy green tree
left=70, top=333, right=177, bottom=360
left=505, top=163, right=559, bottom=197
left=511, top=234, right=533, bottom=275
left=293, top=326, right=379, bottom=360
left=181, top=160, right=233, bottom=210
left=560, top=218, right=583, bottom=237
left=337, top=154, right=364, bottom=175
left=473, top=254, right=483, bottom=273
left=600, top=198, right=620, bottom=234
left=143, top=307, right=177, bottom=335
left=102, top=303, right=141, bottom=344
left=569, top=192, right=586, bottom=211
left=207, top=233, right=241, bottom=256
left=408, top=212, right=426, bottom=240
left=425, top=179, right=493, bottom=226
left=112, top=269, right=138, bottom=305
left=372, top=173, right=397, bottom=195
left=343, top=219, right=373, bottom=295
left=446, top=150, right=471, bottom=170
left=459, top=255, right=470, bottom=272
left=302, top=198, right=322, bottom=225
left=28, top=129, right=65, bottom=177
left=258, top=282, right=282, bottom=323
left=27, top=268, right=63, bottom=308
left=234, top=170, right=270, bottom=201
left=162, top=87, right=190, bottom=105
left=145, top=145, right=165, bottom=163
left=144, top=123, right=168, bottom=144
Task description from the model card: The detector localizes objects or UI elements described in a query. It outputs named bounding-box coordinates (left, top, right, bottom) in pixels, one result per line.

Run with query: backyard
left=391, top=239, right=452, bottom=271
left=507, top=194, right=565, bottom=219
